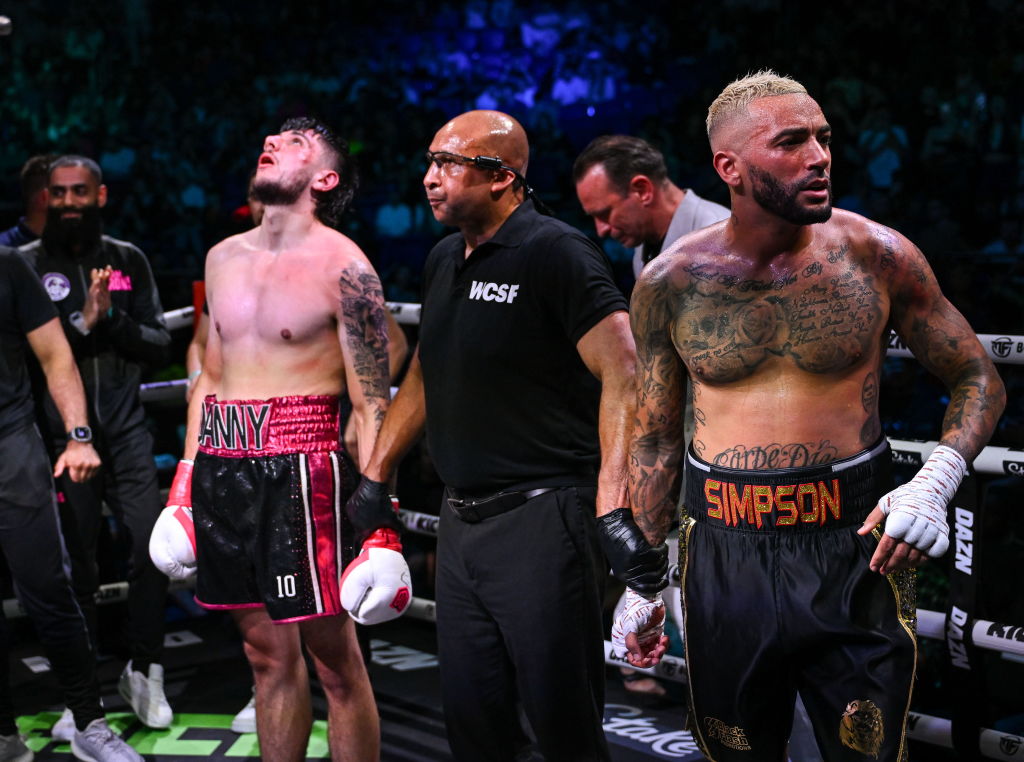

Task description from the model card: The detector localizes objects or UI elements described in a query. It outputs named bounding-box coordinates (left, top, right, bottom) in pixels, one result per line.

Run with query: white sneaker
left=117, top=661, right=173, bottom=729
left=51, top=708, right=76, bottom=742
left=230, top=687, right=256, bottom=734
left=70, top=719, right=142, bottom=762
left=0, top=733, right=33, bottom=762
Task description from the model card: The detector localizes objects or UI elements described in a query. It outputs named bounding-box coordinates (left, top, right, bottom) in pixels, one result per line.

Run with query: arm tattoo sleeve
left=339, top=268, right=390, bottom=428
left=886, top=233, right=1005, bottom=460
left=628, top=276, right=686, bottom=544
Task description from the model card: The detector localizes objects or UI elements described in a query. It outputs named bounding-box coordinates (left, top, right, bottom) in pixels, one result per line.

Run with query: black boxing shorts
left=192, top=395, right=358, bottom=623
left=679, top=439, right=916, bottom=762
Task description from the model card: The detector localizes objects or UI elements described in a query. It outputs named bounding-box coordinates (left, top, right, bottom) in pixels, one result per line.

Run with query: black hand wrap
left=345, top=476, right=404, bottom=546
left=596, top=507, right=668, bottom=597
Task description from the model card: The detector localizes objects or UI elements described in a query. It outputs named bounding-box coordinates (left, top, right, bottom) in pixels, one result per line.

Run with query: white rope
left=889, top=438, right=1023, bottom=477
left=400, top=509, right=440, bottom=536
left=129, top=379, right=1024, bottom=480
left=158, top=301, right=419, bottom=332
left=160, top=303, right=417, bottom=330
left=906, top=713, right=1024, bottom=760
left=163, top=305, right=195, bottom=332
left=138, top=378, right=188, bottom=402
left=138, top=379, right=399, bottom=403
left=887, top=330, right=1024, bottom=365
left=155, top=302, right=1023, bottom=470
left=22, top=577, right=1017, bottom=694
left=387, top=301, right=422, bottom=326
left=166, top=303, right=1024, bottom=366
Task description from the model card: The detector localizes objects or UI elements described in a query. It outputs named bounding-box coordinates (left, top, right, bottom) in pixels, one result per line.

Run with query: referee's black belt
left=446, top=486, right=559, bottom=523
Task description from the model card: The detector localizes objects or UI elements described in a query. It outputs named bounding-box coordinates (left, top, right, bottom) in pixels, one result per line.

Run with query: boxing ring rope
left=99, top=303, right=1024, bottom=757
left=139, top=378, right=189, bottom=402
left=161, top=305, right=197, bottom=332
left=392, top=508, right=1024, bottom=660
left=888, top=439, right=1024, bottom=478
left=160, top=302, right=426, bottom=331
left=136, top=354, right=1024, bottom=473
left=142, top=304, right=1024, bottom=480
left=885, top=330, right=1024, bottom=365
left=8, top=507, right=1023, bottom=662
left=159, top=303, right=1024, bottom=363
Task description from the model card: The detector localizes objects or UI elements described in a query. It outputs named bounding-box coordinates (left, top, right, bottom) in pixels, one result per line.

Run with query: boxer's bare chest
left=210, top=251, right=336, bottom=347
left=672, top=243, right=888, bottom=383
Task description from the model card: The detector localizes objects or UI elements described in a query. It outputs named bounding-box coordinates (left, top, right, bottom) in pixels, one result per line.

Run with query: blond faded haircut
left=706, top=70, right=807, bottom=139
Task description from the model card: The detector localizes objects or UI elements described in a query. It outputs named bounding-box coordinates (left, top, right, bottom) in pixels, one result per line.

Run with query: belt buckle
left=447, top=492, right=482, bottom=523
left=452, top=503, right=482, bottom=523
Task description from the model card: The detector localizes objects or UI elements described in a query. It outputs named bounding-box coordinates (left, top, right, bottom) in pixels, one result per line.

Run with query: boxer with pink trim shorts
left=192, top=394, right=358, bottom=622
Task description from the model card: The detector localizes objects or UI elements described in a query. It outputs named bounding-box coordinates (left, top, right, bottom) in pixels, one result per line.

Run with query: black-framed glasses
left=424, top=150, right=514, bottom=174
left=423, top=151, right=552, bottom=214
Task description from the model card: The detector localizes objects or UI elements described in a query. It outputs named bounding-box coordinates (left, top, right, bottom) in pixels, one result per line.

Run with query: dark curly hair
left=279, top=116, right=358, bottom=228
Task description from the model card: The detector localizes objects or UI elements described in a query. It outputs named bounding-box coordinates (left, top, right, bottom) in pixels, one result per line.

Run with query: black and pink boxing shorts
left=192, top=395, right=358, bottom=622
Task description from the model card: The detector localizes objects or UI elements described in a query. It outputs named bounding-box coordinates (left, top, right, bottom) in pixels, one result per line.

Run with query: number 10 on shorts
left=276, top=574, right=297, bottom=598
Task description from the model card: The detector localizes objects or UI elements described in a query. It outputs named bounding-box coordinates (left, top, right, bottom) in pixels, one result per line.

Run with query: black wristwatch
left=68, top=426, right=93, bottom=443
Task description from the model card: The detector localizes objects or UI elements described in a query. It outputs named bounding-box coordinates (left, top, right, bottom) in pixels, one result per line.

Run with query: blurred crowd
left=0, top=0, right=1021, bottom=448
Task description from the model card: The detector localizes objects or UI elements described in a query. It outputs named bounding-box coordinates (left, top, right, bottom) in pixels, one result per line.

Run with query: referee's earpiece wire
left=472, top=155, right=554, bottom=216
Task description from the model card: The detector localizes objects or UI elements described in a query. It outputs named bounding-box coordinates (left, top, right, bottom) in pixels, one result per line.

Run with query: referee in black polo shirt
left=347, top=110, right=637, bottom=761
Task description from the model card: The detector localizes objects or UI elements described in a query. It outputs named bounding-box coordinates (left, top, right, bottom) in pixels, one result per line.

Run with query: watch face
left=70, top=426, right=93, bottom=443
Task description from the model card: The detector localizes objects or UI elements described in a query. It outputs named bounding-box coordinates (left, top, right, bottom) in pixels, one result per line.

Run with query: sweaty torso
left=661, top=210, right=894, bottom=468
left=205, top=227, right=355, bottom=400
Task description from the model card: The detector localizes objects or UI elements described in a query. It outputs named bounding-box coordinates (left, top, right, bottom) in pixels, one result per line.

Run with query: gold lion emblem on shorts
left=839, top=699, right=884, bottom=757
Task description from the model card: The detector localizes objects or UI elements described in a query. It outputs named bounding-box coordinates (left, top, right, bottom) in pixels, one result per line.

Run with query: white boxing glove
left=876, top=444, right=968, bottom=558
left=340, top=528, right=412, bottom=625
left=611, top=588, right=666, bottom=659
left=149, top=460, right=197, bottom=580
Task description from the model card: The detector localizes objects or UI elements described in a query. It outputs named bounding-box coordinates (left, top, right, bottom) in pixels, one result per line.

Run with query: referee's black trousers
left=436, top=485, right=611, bottom=762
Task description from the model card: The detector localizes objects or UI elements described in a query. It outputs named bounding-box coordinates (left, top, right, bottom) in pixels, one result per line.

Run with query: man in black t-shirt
left=348, top=110, right=638, bottom=762
left=0, top=248, right=142, bottom=760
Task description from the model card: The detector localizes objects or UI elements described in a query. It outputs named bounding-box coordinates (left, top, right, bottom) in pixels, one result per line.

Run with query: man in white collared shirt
left=574, top=134, right=731, bottom=278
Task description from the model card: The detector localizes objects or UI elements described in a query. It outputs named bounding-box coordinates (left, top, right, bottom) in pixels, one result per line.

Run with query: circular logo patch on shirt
left=42, top=272, right=71, bottom=301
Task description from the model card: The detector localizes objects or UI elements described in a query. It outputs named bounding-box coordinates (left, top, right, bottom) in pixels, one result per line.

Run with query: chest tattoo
left=675, top=260, right=883, bottom=381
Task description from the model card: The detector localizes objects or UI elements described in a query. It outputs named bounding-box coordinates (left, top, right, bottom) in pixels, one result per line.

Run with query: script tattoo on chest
left=675, top=252, right=883, bottom=382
